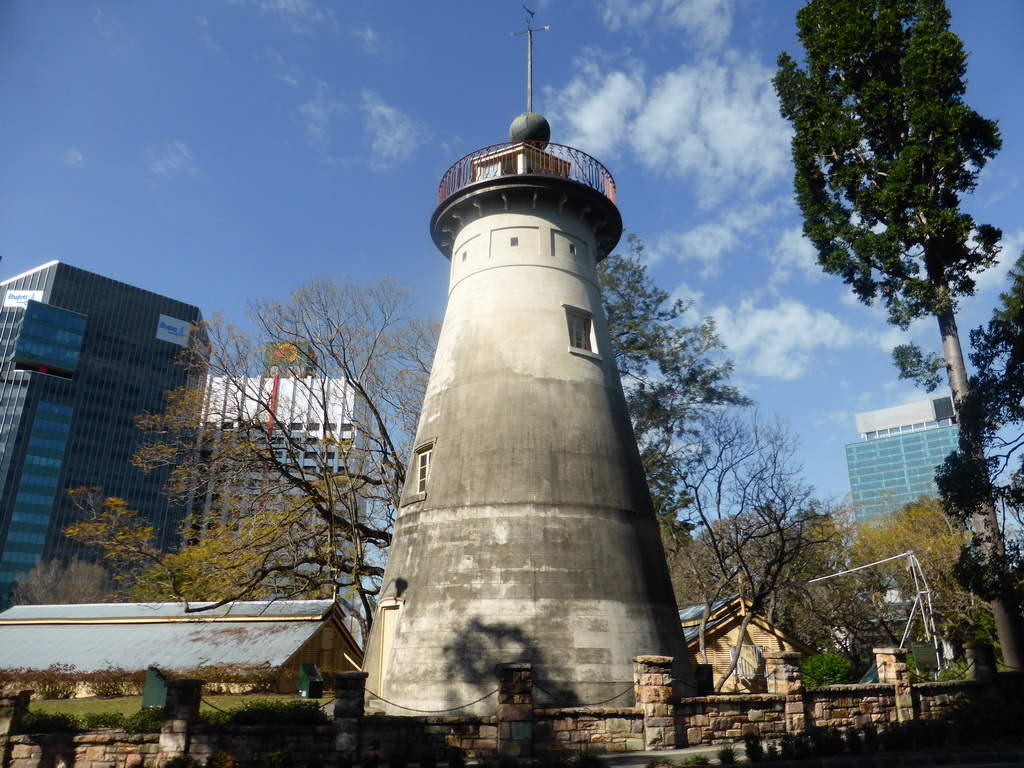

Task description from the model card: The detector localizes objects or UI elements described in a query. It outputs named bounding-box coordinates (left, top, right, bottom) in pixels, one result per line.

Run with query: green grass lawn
left=32, top=694, right=330, bottom=717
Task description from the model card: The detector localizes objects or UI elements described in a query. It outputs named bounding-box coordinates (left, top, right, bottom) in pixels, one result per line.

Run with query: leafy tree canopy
left=599, top=234, right=749, bottom=533
left=774, top=0, right=1000, bottom=328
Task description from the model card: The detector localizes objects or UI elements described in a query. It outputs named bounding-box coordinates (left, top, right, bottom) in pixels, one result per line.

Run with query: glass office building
left=0, top=261, right=204, bottom=604
left=845, top=397, right=959, bottom=523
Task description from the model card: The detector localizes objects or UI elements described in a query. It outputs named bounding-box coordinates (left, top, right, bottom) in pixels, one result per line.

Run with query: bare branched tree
left=12, top=557, right=114, bottom=605
left=668, top=410, right=832, bottom=691
left=68, top=276, right=436, bottom=633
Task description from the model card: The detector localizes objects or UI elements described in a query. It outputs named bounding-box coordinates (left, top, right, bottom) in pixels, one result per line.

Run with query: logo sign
left=156, top=315, right=191, bottom=347
left=4, top=290, right=43, bottom=308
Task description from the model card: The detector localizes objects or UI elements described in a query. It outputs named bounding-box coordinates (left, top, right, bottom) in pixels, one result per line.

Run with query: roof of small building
left=678, top=596, right=815, bottom=655
left=0, top=599, right=358, bottom=672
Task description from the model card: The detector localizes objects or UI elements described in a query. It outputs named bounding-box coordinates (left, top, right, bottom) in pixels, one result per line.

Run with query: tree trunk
left=937, top=309, right=1024, bottom=671
left=715, top=609, right=758, bottom=693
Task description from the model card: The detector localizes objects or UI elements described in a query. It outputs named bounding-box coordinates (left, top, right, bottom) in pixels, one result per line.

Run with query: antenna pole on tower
left=512, top=6, right=549, bottom=114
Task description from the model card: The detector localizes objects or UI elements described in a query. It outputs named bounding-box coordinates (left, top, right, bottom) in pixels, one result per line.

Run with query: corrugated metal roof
left=0, top=600, right=338, bottom=671
left=0, top=599, right=333, bottom=623
left=678, top=597, right=732, bottom=624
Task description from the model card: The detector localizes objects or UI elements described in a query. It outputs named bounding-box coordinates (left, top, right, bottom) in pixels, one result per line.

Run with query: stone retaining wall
left=0, top=644, right=1010, bottom=768
left=532, top=708, right=644, bottom=753
left=5, top=732, right=159, bottom=768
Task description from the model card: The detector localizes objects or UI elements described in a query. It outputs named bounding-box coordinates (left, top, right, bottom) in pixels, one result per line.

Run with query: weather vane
left=511, top=6, right=549, bottom=113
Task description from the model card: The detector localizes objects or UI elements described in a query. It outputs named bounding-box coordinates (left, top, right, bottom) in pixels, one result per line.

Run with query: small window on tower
left=416, top=446, right=432, bottom=494
left=566, top=309, right=593, bottom=352
left=568, top=243, right=577, bottom=256
left=510, top=237, right=519, bottom=246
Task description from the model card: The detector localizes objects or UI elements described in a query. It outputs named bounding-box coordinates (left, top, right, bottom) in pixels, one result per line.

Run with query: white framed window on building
left=563, top=305, right=598, bottom=357
left=416, top=446, right=431, bottom=494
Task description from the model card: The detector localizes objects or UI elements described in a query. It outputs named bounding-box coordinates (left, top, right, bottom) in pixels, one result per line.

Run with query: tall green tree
left=774, top=0, right=1024, bottom=667
left=599, top=234, right=748, bottom=536
left=937, top=255, right=1024, bottom=619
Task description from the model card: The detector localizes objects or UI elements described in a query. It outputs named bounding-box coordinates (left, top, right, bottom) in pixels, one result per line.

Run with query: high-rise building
left=0, top=261, right=204, bottom=603
left=194, top=370, right=357, bottom=518
left=845, top=397, right=959, bottom=523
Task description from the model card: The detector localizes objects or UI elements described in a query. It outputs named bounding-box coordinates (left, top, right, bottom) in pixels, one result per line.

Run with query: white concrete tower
left=362, top=114, right=694, bottom=714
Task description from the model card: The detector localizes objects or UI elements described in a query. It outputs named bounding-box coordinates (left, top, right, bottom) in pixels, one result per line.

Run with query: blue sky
left=2, top=0, right=1022, bottom=502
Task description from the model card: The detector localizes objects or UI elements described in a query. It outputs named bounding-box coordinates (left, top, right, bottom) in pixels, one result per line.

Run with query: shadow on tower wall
left=442, top=618, right=579, bottom=706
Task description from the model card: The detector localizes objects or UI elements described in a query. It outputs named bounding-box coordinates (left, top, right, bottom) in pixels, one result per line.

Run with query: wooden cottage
left=680, top=596, right=815, bottom=693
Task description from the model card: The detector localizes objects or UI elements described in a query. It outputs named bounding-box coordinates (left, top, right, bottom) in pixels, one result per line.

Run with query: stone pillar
left=764, top=651, right=807, bottom=734
left=159, top=680, right=203, bottom=762
left=0, top=690, right=31, bottom=738
left=334, top=671, right=368, bottom=757
left=633, top=655, right=678, bottom=749
left=496, top=663, right=533, bottom=757
left=963, top=643, right=996, bottom=682
left=873, top=647, right=914, bottom=722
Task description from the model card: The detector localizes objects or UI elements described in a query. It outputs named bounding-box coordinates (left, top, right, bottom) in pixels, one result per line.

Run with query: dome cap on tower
left=509, top=112, right=551, bottom=144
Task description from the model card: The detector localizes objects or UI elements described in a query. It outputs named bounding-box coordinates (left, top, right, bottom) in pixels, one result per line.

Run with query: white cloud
left=226, top=0, right=333, bottom=34
left=648, top=201, right=777, bottom=276
left=299, top=79, right=345, bottom=146
left=354, top=26, right=380, bottom=52
left=769, top=226, right=821, bottom=285
left=197, top=16, right=222, bottom=52
left=973, top=227, right=1024, bottom=296
left=264, top=50, right=302, bottom=88
left=361, top=91, right=425, bottom=170
left=548, top=56, right=645, bottom=159
left=65, top=148, right=85, bottom=167
left=631, top=53, right=791, bottom=207
left=711, top=298, right=857, bottom=380
left=147, top=141, right=197, bottom=176
left=601, top=0, right=735, bottom=50
left=549, top=49, right=791, bottom=208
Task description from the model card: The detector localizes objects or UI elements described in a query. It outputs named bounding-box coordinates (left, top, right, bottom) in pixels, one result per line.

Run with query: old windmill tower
left=362, top=15, right=694, bottom=714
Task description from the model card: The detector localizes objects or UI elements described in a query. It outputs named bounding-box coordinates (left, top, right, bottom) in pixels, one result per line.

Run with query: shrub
left=0, top=667, right=30, bottom=690
left=778, top=733, right=810, bottom=761
left=123, top=708, right=163, bottom=733
left=89, top=667, right=131, bottom=698
left=800, top=654, right=852, bottom=686
left=446, top=749, right=465, bottom=768
left=165, top=757, right=199, bottom=768
left=685, top=755, right=710, bottom=766
left=205, top=752, right=239, bottom=768
left=715, top=745, right=736, bottom=764
left=808, top=727, right=844, bottom=757
left=34, top=663, right=79, bottom=699
left=859, top=724, right=879, bottom=752
left=937, top=658, right=970, bottom=681
left=843, top=728, right=864, bottom=755
left=225, top=700, right=329, bottom=726
left=82, top=712, right=126, bottom=729
left=264, top=751, right=292, bottom=768
left=22, top=711, right=82, bottom=734
left=742, top=732, right=763, bottom=762
left=572, top=751, right=603, bottom=768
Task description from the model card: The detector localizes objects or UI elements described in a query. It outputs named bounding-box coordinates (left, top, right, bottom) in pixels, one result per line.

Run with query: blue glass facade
left=846, top=423, right=959, bottom=523
left=0, top=262, right=204, bottom=604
